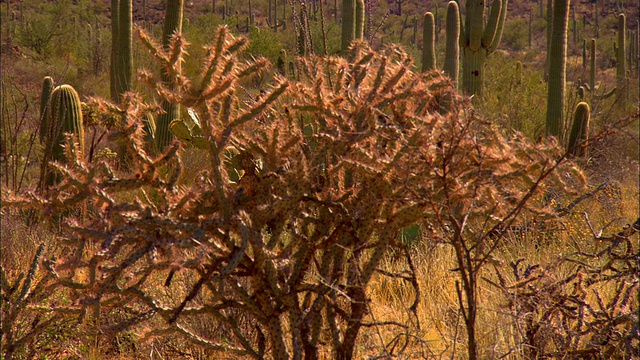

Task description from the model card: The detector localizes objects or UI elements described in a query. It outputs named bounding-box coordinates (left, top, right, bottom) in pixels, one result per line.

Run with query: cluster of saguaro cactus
left=267, top=0, right=284, bottom=31
left=341, top=0, right=366, bottom=51
left=420, top=1, right=460, bottom=88
left=39, top=83, right=85, bottom=185
left=459, top=0, right=508, bottom=96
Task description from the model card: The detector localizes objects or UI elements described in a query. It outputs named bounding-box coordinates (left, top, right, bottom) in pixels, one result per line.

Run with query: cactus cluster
left=460, top=0, right=508, bottom=96
left=420, top=1, right=459, bottom=88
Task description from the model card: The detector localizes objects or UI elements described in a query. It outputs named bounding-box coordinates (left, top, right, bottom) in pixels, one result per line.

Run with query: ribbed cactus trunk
left=444, top=1, right=460, bottom=87
left=544, top=0, right=552, bottom=81
left=616, top=14, right=626, bottom=101
left=113, top=0, right=132, bottom=101
left=590, top=38, right=596, bottom=91
left=110, top=0, right=119, bottom=101
left=38, top=76, right=55, bottom=143
left=42, top=85, right=84, bottom=185
left=421, top=12, right=436, bottom=72
left=567, top=102, right=590, bottom=157
left=460, top=0, right=508, bottom=97
left=355, top=0, right=365, bottom=40
left=545, top=0, right=570, bottom=138
left=341, top=0, right=355, bottom=51
left=156, top=0, right=185, bottom=152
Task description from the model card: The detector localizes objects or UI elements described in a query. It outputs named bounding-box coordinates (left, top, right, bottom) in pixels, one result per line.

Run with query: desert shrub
left=477, top=53, right=548, bottom=138
left=501, top=17, right=529, bottom=52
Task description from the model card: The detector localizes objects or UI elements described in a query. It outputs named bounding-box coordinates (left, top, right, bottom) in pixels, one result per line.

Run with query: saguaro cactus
left=341, top=0, right=356, bottom=51
left=616, top=13, right=626, bottom=101
left=111, top=0, right=133, bottom=102
left=545, top=0, right=570, bottom=138
left=355, top=0, right=365, bottom=40
left=590, top=38, right=596, bottom=91
left=42, top=85, right=84, bottom=185
left=567, top=102, right=590, bottom=156
left=460, top=0, right=509, bottom=96
left=156, top=0, right=185, bottom=152
left=38, top=76, right=55, bottom=143
left=421, top=12, right=436, bottom=72
left=444, top=1, right=460, bottom=87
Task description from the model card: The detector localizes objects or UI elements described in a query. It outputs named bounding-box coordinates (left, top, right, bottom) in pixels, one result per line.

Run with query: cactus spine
left=567, top=102, right=590, bottom=157
left=156, top=0, right=185, bottom=152
left=421, top=12, right=436, bottom=72
left=545, top=0, right=570, bottom=138
left=616, top=13, right=626, bottom=101
left=38, top=76, right=55, bottom=143
left=341, top=0, right=356, bottom=51
left=460, top=0, right=508, bottom=96
left=444, top=1, right=460, bottom=87
left=42, top=85, right=84, bottom=185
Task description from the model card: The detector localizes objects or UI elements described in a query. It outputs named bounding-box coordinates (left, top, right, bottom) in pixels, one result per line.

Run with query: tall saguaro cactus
left=616, top=13, right=626, bottom=101
left=355, top=0, right=365, bottom=40
left=421, top=12, right=436, bottom=72
left=444, top=1, right=460, bottom=87
left=111, top=0, right=133, bottom=102
left=110, top=0, right=119, bottom=101
left=156, top=0, right=185, bottom=152
left=341, top=0, right=356, bottom=51
left=460, top=0, right=509, bottom=96
left=38, top=76, right=55, bottom=143
left=545, top=0, right=570, bottom=138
